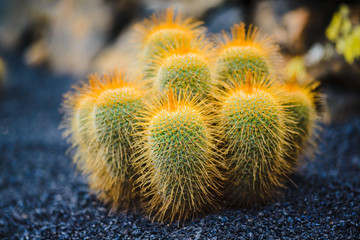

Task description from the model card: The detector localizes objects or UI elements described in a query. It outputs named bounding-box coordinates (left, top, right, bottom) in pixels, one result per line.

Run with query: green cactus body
left=59, top=8, right=326, bottom=221
left=135, top=91, right=222, bottom=223
left=216, top=46, right=270, bottom=84
left=281, top=81, right=318, bottom=167
left=61, top=72, right=148, bottom=211
left=215, top=23, right=281, bottom=86
left=218, top=79, right=290, bottom=207
left=94, top=87, right=144, bottom=178
left=69, top=95, right=97, bottom=171
left=144, top=31, right=195, bottom=78
left=155, top=53, right=212, bottom=98
left=150, top=106, right=208, bottom=198
left=136, top=8, right=205, bottom=78
left=61, top=83, right=97, bottom=173
left=73, top=96, right=95, bottom=147
left=143, top=30, right=190, bottom=61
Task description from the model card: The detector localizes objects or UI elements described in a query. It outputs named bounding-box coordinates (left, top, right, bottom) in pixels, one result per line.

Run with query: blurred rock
left=0, top=0, right=236, bottom=77
left=305, top=43, right=360, bottom=90
left=1, top=0, right=138, bottom=77
left=91, top=26, right=140, bottom=75
left=254, top=1, right=310, bottom=54
left=304, top=43, right=325, bottom=66
left=140, top=0, right=224, bottom=18
left=24, top=39, right=48, bottom=67
left=275, top=7, right=310, bottom=53
left=43, top=0, right=112, bottom=76
left=253, top=0, right=339, bottom=55
left=205, top=4, right=244, bottom=33
left=252, top=0, right=279, bottom=35
left=0, top=0, right=53, bottom=50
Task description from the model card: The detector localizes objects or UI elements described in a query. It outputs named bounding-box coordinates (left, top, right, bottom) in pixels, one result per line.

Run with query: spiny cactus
left=135, top=8, right=205, bottom=77
left=216, top=73, right=293, bottom=207
left=215, top=23, right=282, bottom=86
left=134, top=90, right=224, bottom=223
left=60, top=7, right=326, bottom=223
left=62, top=71, right=148, bottom=210
left=149, top=36, right=215, bottom=98
left=281, top=75, right=321, bottom=167
left=62, top=77, right=121, bottom=207
left=61, top=79, right=96, bottom=172
left=92, top=73, right=146, bottom=175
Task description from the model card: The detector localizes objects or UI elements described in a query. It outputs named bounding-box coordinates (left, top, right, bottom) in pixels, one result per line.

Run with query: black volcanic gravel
left=0, top=53, right=359, bottom=239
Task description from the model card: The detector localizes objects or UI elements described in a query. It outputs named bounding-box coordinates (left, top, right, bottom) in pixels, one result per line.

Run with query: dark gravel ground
left=0, top=52, right=359, bottom=239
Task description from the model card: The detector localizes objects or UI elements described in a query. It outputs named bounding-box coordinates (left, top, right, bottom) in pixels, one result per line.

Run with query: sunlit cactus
left=61, top=77, right=119, bottom=206
left=149, top=36, right=215, bottom=98
left=216, top=73, right=293, bottom=207
left=134, top=90, right=224, bottom=223
left=92, top=74, right=146, bottom=174
left=215, top=23, right=282, bottom=86
left=60, top=7, right=327, bottom=222
left=61, top=79, right=96, bottom=172
left=62, top=71, right=148, bottom=210
left=281, top=75, right=321, bottom=167
left=135, top=8, right=205, bottom=77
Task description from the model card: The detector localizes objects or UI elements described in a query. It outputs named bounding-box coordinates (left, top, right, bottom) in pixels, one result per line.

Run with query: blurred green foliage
left=285, top=56, right=307, bottom=78
left=326, top=4, right=360, bottom=64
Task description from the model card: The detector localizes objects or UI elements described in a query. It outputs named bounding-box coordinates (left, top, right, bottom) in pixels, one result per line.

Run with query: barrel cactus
left=135, top=8, right=205, bottom=77
left=62, top=71, right=147, bottom=210
left=62, top=79, right=96, bottom=172
left=281, top=75, right=321, bottom=167
left=134, top=90, right=224, bottom=223
left=149, top=36, right=215, bottom=98
left=215, top=23, right=282, bottom=86
left=59, top=7, right=326, bottom=223
left=217, top=73, right=293, bottom=207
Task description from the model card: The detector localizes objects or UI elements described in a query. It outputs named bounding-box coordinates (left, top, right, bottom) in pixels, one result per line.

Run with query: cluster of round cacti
left=61, top=8, right=324, bottom=223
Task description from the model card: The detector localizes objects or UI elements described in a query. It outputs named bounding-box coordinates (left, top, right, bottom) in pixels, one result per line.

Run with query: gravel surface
left=0, top=53, right=359, bottom=239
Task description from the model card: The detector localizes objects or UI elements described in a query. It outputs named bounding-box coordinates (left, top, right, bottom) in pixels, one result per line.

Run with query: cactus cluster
left=61, top=8, right=324, bottom=223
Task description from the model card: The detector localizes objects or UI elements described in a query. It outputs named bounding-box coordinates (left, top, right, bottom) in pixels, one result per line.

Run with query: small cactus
left=135, top=8, right=205, bottom=77
left=134, top=90, right=223, bottom=223
left=61, top=80, right=96, bottom=171
left=216, top=73, right=292, bottom=207
left=215, top=23, right=282, bottom=85
left=62, top=71, right=147, bottom=210
left=149, top=36, right=215, bottom=98
left=281, top=75, right=320, bottom=167
left=92, top=74, right=145, bottom=175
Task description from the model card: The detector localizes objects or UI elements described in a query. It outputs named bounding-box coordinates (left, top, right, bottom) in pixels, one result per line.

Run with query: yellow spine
left=216, top=73, right=293, bottom=207
left=135, top=8, right=206, bottom=77
left=134, top=90, right=224, bottom=223
left=215, top=23, right=282, bottom=86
